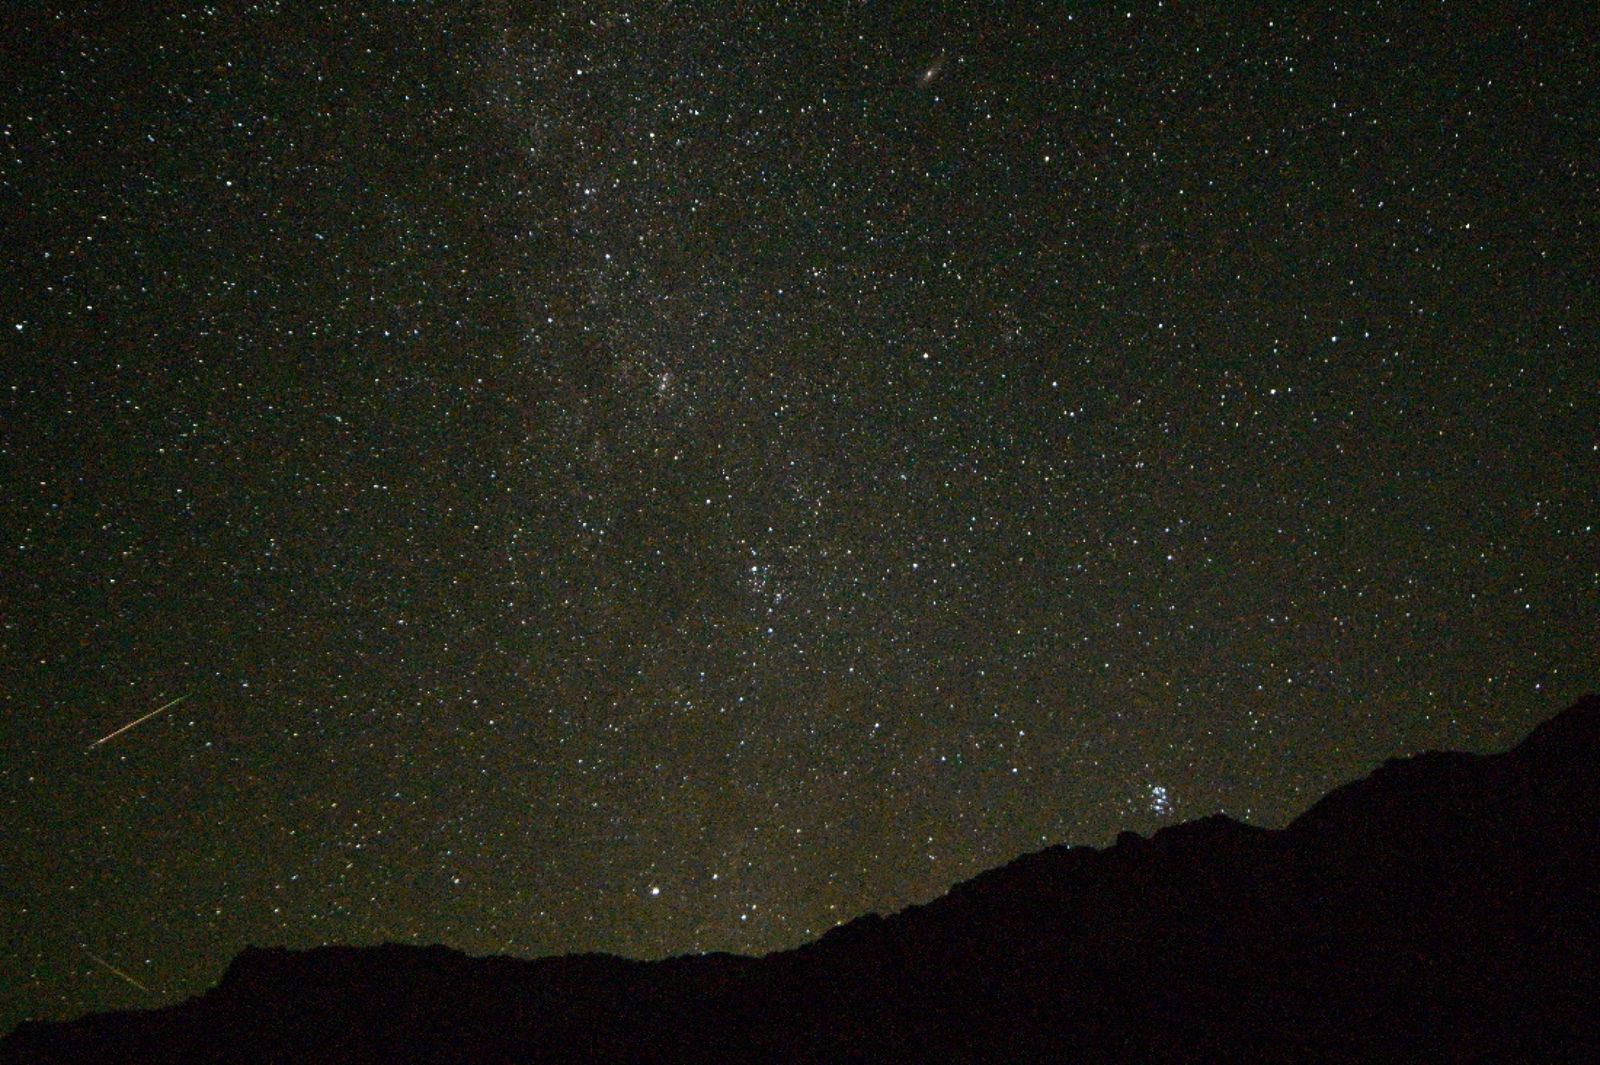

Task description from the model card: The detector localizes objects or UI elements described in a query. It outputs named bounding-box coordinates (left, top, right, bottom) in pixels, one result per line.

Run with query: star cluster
left=2, top=1, right=1595, bottom=1033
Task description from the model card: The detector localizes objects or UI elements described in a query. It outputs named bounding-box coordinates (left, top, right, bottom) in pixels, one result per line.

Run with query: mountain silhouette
left=6, top=696, right=1597, bottom=1064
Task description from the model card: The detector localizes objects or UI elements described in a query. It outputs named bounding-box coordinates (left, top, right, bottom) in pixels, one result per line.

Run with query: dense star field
left=2, top=1, right=1595, bottom=1033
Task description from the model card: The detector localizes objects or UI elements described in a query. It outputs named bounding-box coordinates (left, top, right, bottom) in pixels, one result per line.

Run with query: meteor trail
left=82, top=949, right=153, bottom=994
left=87, top=694, right=187, bottom=750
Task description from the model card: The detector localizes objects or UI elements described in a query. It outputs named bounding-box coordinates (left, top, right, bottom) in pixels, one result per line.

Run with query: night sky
left=3, top=1, right=1596, bottom=1033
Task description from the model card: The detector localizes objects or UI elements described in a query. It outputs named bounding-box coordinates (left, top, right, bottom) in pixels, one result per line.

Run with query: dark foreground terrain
left=7, top=695, right=1598, bottom=1064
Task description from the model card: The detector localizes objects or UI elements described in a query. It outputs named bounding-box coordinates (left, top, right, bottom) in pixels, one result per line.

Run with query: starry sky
left=3, top=0, right=1596, bottom=1033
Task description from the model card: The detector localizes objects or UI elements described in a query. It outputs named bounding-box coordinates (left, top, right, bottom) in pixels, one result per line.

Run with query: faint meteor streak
left=82, top=949, right=153, bottom=994
left=87, top=694, right=187, bottom=750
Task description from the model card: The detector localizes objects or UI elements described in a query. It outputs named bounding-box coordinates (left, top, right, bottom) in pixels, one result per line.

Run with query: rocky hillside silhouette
left=6, top=695, right=1598, bottom=1064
